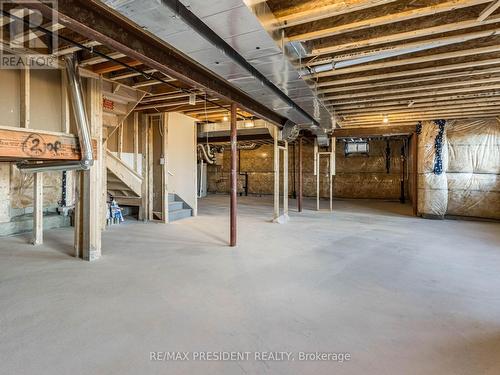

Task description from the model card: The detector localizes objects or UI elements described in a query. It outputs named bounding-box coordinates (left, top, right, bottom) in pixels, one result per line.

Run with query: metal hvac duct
left=17, top=54, right=94, bottom=173
left=102, top=0, right=333, bottom=145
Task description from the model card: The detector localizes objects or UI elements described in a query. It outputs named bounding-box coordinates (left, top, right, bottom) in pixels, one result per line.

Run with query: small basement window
left=344, top=141, right=369, bottom=156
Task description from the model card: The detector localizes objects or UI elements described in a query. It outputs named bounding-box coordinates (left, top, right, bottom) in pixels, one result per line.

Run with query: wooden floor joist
left=332, top=125, right=416, bottom=138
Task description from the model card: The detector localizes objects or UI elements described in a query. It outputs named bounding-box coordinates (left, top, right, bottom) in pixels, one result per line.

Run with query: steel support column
left=298, top=138, right=303, bottom=212
left=230, top=103, right=237, bottom=247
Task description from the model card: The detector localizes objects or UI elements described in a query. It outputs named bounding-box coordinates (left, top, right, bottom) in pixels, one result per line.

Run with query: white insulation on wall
left=418, top=118, right=500, bottom=219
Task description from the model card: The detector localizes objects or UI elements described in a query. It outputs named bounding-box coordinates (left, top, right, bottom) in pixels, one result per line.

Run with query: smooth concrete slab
left=0, top=195, right=499, bottom=375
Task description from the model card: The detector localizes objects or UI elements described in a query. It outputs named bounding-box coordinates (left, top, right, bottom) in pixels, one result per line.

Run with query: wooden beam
left=61, top=69, right=71, bottom=133
left=324, top=77, right=500, bottom=100
left=74, top=78, right=104, bottom=261
left=290, top=0, right=492, bottom=42
left=411, top=132, right=418, bottom=216
left=344, top=108, right=500, bottom=121
left=316, top=58, right=500, bottom=87
left=330, top=84, right=500, bottom=105
left=275, top=0, right=398, bottom=28
left=20, top=67, right=30, bottom=128
left=92, top=57, right=143, bottom=74
left=133, top=112, right=139, bottom=173
left=331, top=91, right=500, bottom=110
left=80, top=52, right=125, bottom=66
left=0, top=127, right=97, bottom=161
left=162, top=114, right=169, bottom=224
left=341, top=111, right=500, bottom=126
left=333, top=125, right=416, bottom=137
left=312, top=45, right=500, bottom=78
left=312, top=26, right=500, bottom=57
left=319, top=66, right=500, bottom=94
left=337, top=101, right=500, bottom=114
left=139, top=114, right=149, bottom=221
left=478, top=0, right=500, bottom=21
left=32, top=172, right=43, bottom=245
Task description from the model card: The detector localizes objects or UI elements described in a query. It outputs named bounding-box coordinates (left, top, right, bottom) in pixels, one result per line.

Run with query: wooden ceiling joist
left=273, top=0, right=398, bottom=28
left=290, top=0, right=493, bottom=42
left=330, top=91, right=500, bottom=109
left=331, top=84, right=500, bottom=105
left=336, top=99, right=500, bottom=114
left=312, top=45, right=500, bottom=78
left=319, top=68, right=500, bottom=94
left=310, top=17, right=500, bottom=58
left=344, top=107, right=500, bottom=120
left=92, top=57, right=143, bottom=74
left=332, top=124, right=416, bottom=137
left=323, top=76, right=500, bottom=100
left=478, top=0, right=500, bottom=21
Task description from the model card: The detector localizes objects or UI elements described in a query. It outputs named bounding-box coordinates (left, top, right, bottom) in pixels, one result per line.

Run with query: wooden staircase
left=106, top=150, right=142, bottom=207
left=106, top=151, right=192, bottom=222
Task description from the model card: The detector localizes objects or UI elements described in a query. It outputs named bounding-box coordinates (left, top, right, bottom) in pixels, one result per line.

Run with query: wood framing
left=32, top=172, right=43, bottom=245
left=0, top=127, right=97, bottom=162
left=289, top=0, right=492, bottom=42
left=74, top=77, right=103, bottom=261
left=20, top=67, right=30, bottom=128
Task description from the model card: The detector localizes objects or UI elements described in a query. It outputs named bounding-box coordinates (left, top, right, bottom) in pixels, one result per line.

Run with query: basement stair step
left=168, top=201, right=183, bottom=211
left=168, top=208, right=192, bottom=222
left=168, top=194, right=192, bottom=222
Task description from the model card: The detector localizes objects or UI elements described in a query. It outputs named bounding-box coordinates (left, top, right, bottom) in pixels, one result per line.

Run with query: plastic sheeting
left=418, top=121, right=448, bottom=216
left=418, top=117, right=500, bottom=219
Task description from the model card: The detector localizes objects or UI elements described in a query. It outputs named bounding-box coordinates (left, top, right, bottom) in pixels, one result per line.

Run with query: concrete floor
left=1, top=195, right=499, bottom=375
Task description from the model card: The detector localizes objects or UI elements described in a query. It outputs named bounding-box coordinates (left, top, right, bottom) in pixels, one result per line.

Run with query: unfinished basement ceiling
left=265, top=0, right=500, bottom=127
left=101, top=0, right=333, bottom=134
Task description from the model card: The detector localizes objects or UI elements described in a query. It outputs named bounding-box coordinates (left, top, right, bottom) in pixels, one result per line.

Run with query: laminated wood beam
left=0, top=127, right=96, bottom=161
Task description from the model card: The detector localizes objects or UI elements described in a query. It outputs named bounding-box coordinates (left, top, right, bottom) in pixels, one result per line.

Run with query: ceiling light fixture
left=383, top=115, right=389, bottom=124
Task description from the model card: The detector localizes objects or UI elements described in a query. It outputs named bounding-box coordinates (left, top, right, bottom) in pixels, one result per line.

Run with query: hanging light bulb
left=222, top=115, right=228, bottom=122
left=383, top=115, right=389, bottom=123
